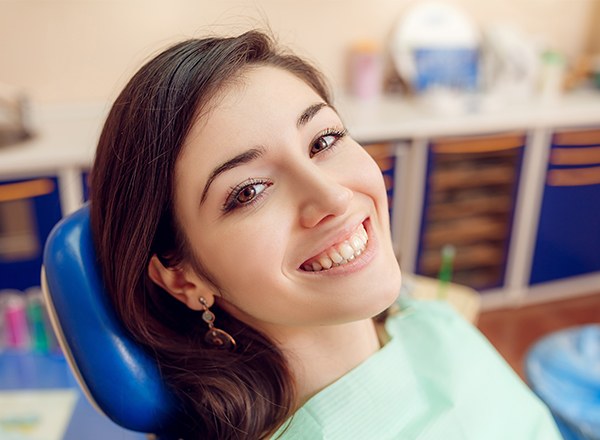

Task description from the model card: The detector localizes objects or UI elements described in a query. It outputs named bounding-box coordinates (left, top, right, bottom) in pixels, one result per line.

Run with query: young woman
left=90, top=31, right=561, bottom=439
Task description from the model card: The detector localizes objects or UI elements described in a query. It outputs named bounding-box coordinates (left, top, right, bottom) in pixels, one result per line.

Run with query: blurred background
left=0, top=1, right=599, bottom=439
left=0, top=0, right=599, bottom=102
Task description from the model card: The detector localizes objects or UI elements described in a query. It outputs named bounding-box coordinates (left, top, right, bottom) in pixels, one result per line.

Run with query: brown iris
left=311, top=137, right=329, bottom=155
left=237, top=186, right=256, bottom=204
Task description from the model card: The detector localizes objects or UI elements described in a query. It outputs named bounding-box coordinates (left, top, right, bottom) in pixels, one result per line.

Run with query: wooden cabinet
left=416, top=133, right=525, bottom=290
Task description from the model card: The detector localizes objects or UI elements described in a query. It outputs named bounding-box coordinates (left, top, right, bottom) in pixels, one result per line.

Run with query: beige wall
left=0, top=0, right=597, bottom=103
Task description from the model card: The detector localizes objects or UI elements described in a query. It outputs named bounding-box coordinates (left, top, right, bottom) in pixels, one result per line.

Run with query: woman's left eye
left=310, top=128, right=347, bottom=157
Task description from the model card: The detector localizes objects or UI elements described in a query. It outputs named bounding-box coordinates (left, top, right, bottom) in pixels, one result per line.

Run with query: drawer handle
left=547, top=166, right=600, bottom=186
left=433, top=135, right=524, bottom=154
left=0, top=179, right=55, bottom=202
left=553, top=130, right=600, bottom=146
left=550, top=147, right=600, bottom=166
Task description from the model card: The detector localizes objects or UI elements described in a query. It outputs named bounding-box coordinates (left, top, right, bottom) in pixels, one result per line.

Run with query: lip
left=298, top=217, right=376, bottom=275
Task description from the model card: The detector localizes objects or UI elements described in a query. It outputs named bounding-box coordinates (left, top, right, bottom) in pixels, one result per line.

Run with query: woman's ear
left=147, top=254, right=213, bottom=311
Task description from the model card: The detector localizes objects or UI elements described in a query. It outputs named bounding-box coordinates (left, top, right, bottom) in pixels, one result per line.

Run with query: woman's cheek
left=354, top=148, right=389, bottom=199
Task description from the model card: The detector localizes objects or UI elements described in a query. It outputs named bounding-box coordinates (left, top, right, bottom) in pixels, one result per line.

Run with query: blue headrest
left=42, top=203, right=180, bottom=434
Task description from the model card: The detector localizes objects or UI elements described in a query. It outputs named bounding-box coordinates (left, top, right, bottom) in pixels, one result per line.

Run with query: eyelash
left=222, top=178, right=272, bottom=213
left=222, top=127, right=348, bottom=213
left=310, top=127, right=348, bottom=158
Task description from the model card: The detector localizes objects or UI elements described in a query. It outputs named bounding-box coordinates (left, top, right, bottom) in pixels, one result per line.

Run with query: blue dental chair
left=42, top=203, right=181, bottom=438
left=525, top=324, right=600, bottom=440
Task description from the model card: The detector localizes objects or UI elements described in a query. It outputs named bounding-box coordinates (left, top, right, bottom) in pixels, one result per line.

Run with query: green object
left=437, top=244, right=455, bottom=299
left=273, top=300, right=561, bottom=439
left=541, top=50, right=565, bottom=66
left=26, top=297, right=50, bottom=352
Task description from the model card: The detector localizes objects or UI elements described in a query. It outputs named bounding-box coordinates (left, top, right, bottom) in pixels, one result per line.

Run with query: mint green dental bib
left=273, top=300, right=561, bottom=440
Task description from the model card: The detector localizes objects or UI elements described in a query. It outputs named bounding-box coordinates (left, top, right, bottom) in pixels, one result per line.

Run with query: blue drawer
left=0, top=176, right=63, bottom=290
left=530, top=128, right=600, bottom=284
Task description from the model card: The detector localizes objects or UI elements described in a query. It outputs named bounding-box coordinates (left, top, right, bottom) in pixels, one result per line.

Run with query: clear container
left=539, top=50, right=565, bottom=102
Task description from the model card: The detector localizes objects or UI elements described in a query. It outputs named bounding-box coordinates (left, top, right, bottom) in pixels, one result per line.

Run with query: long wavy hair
left=90, top=31, right=331, bottom=439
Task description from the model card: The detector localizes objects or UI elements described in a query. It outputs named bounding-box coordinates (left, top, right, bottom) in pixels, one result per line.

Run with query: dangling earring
left=199, top=297, right=236, bottom=350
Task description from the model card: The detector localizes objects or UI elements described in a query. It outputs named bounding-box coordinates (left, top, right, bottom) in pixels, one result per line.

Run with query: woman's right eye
left=236, top=185, right=259, bottom=204
left=223, top=179, right=272, bottom=213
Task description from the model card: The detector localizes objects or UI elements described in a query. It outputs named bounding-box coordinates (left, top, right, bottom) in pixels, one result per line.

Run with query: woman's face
left=173, top=66, right=401, bottom=338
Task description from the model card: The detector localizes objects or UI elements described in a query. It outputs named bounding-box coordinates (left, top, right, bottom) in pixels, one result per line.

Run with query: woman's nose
left=297, top=167, right=353, bottom=228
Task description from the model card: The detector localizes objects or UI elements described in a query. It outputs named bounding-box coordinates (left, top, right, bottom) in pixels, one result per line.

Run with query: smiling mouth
left=301, top=223, right=369, bottom=272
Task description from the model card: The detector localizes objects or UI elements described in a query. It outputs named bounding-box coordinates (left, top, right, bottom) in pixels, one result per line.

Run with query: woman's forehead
left=213, top=66, right=321, bottom=118
left=180, top=66, right=324, bottom=161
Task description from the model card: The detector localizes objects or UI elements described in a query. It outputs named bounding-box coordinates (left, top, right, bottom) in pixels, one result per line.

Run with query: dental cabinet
left=0, top=176, right=63, bottom=290
left=2, top=93, right=600, bottom=308
left=0, top=104, right=99, bottom=291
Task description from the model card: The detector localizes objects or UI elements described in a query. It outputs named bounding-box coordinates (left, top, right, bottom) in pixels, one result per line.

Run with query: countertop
left=0, top=103, right=108, bottom=178
left=337, top=88, right=600, bottom=141
left=2, top=89, right=600, bottom=178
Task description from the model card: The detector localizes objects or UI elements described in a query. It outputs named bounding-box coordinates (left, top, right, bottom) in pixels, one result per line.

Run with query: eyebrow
left=297, top=102, right=328, bottom=127
left=200, top=147, right=265, bottom=204
left=200, top=102, right=329, bottom=205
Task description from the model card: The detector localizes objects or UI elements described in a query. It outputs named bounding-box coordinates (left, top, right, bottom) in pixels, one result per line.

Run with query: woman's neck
left=277, top=318, right=381, bottom=407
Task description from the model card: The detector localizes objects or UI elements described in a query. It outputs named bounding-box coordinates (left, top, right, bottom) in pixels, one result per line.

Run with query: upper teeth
left=302, top=224, right=368, bottom=272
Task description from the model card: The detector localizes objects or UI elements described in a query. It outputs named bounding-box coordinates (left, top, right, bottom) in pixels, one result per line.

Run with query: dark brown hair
left=90, top=31, right=331, bottom=439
